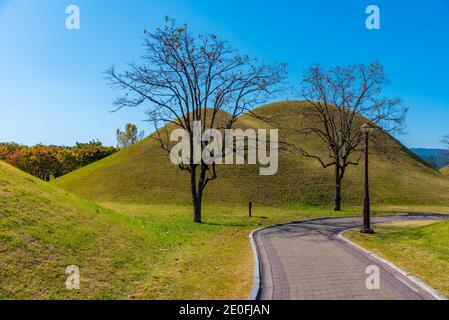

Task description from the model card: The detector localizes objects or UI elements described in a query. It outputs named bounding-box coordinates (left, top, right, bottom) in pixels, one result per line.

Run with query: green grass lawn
left=98, top=202, right=339, bottom=300
left=344, top=220, right=449, bottom=297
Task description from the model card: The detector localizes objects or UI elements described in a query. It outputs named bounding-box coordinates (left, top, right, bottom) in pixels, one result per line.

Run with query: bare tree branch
left=105, top=17, right=287, bottom=222
left=279, top=62, right=407, bottom=211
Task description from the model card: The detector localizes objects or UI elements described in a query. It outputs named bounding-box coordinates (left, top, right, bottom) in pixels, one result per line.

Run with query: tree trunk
left=194, top=165, right=208, bottom=224
left=190, top=165, right=202, bottom=223
left=334, top=166, right=342, bottom=211
left=194, top=194, right=202, bottom=223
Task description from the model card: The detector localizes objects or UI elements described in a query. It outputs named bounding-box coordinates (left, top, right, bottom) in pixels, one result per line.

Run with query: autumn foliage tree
left=105, top=18, right=287, bottom=223
left=20, top=145, right=61, bottom=181
left=0, top=143, right=25, bottom=167
left=61, top=141, right=117, bottom=170
left=0, top=141, right=116, bottom=181
left=283, top=62, right=407, bottom=211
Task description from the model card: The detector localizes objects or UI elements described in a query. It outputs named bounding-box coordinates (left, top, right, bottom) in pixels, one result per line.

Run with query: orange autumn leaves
left=0, top=141, right=116, bottom=181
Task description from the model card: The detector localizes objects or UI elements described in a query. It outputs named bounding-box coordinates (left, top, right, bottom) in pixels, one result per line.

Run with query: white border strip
left=248, top=228, right=264, bottom=300
left=338, top=231, right=447, bottom=300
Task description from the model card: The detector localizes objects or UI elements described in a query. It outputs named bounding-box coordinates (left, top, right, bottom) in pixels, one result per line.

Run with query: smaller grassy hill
left=441, top=166, right=449, bottom=176
left=0, top=161, right=259, bottom=300
left=0, top=161, right=156, bottom=299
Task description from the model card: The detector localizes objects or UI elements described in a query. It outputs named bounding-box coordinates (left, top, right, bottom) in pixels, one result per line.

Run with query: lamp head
left=360, top=122, right=375, bottom=134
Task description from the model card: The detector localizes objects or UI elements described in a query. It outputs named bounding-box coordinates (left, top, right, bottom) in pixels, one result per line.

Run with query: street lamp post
left=360, top=122, right=375, bottom=234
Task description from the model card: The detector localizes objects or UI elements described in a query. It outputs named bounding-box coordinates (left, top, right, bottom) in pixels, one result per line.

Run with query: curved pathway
left=253, top=214, right=449, bottom=300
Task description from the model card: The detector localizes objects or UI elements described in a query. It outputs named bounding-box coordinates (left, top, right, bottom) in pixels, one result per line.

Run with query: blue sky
left=1, top=0, right=448, bottom=148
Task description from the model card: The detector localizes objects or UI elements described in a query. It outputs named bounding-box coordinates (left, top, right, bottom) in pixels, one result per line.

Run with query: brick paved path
left=254, top=214, right=449, bottom=300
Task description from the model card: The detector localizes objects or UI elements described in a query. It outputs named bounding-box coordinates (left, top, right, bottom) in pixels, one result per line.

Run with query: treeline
left=0, top=141, right=117, bottom=181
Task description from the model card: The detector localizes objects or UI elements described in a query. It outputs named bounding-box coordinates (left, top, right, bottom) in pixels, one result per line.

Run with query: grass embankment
left=1, top=161, right=265, bottom=299
left=345, top=220, right=449, bottom=297
left=0, top=161, right=158, bottom=299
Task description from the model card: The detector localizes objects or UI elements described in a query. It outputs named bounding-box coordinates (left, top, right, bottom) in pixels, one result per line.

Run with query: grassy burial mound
left=53, top=101, right=449, bottom=209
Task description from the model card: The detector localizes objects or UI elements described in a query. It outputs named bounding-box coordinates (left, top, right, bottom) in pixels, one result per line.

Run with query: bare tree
left=282, top=62, right=407, bottom=211
left=105, top=18, right=287, bottom=223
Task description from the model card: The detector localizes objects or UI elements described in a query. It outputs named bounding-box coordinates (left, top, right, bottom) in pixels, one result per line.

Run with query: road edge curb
left=338, top=231, right=448, bottom=301
left=248, top=227, right=267, bottom=300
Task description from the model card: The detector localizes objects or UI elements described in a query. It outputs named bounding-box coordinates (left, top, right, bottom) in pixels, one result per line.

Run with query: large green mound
left=53, top=101, right=449, bottom=207
left=0, top=161, right=155, bottom=299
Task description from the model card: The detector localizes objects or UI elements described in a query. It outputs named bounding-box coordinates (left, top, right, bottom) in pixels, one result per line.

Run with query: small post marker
left=249, top=202, right=252, bottom=218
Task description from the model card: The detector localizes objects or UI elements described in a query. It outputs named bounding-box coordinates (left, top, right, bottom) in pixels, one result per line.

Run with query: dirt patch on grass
left=0, top=189, right=11, bottom=197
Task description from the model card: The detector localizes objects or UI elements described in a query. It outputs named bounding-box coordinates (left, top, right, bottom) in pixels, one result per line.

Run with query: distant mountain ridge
left=411, top=148, right=449, bottom=169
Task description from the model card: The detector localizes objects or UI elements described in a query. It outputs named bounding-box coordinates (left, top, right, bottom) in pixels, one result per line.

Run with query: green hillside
left=0, top=161, right=142, bottom=298
left=0, top=161, right=256, bottom=299
left=53, top=101, right=449, bottom=208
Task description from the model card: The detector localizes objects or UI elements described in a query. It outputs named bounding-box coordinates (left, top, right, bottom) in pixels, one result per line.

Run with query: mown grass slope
left=53, top=101, right=449, bottom=208
left=345, top=220, right=449, bottom=297
left=0, top=161, right=149, bottom=299
left=0, top=161, right=260, bottom=299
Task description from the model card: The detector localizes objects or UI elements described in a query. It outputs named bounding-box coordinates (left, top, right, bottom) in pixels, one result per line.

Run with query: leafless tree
left=282, top=62, right=407, bottom=211
left=105, top=18, right=287, bottom=223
